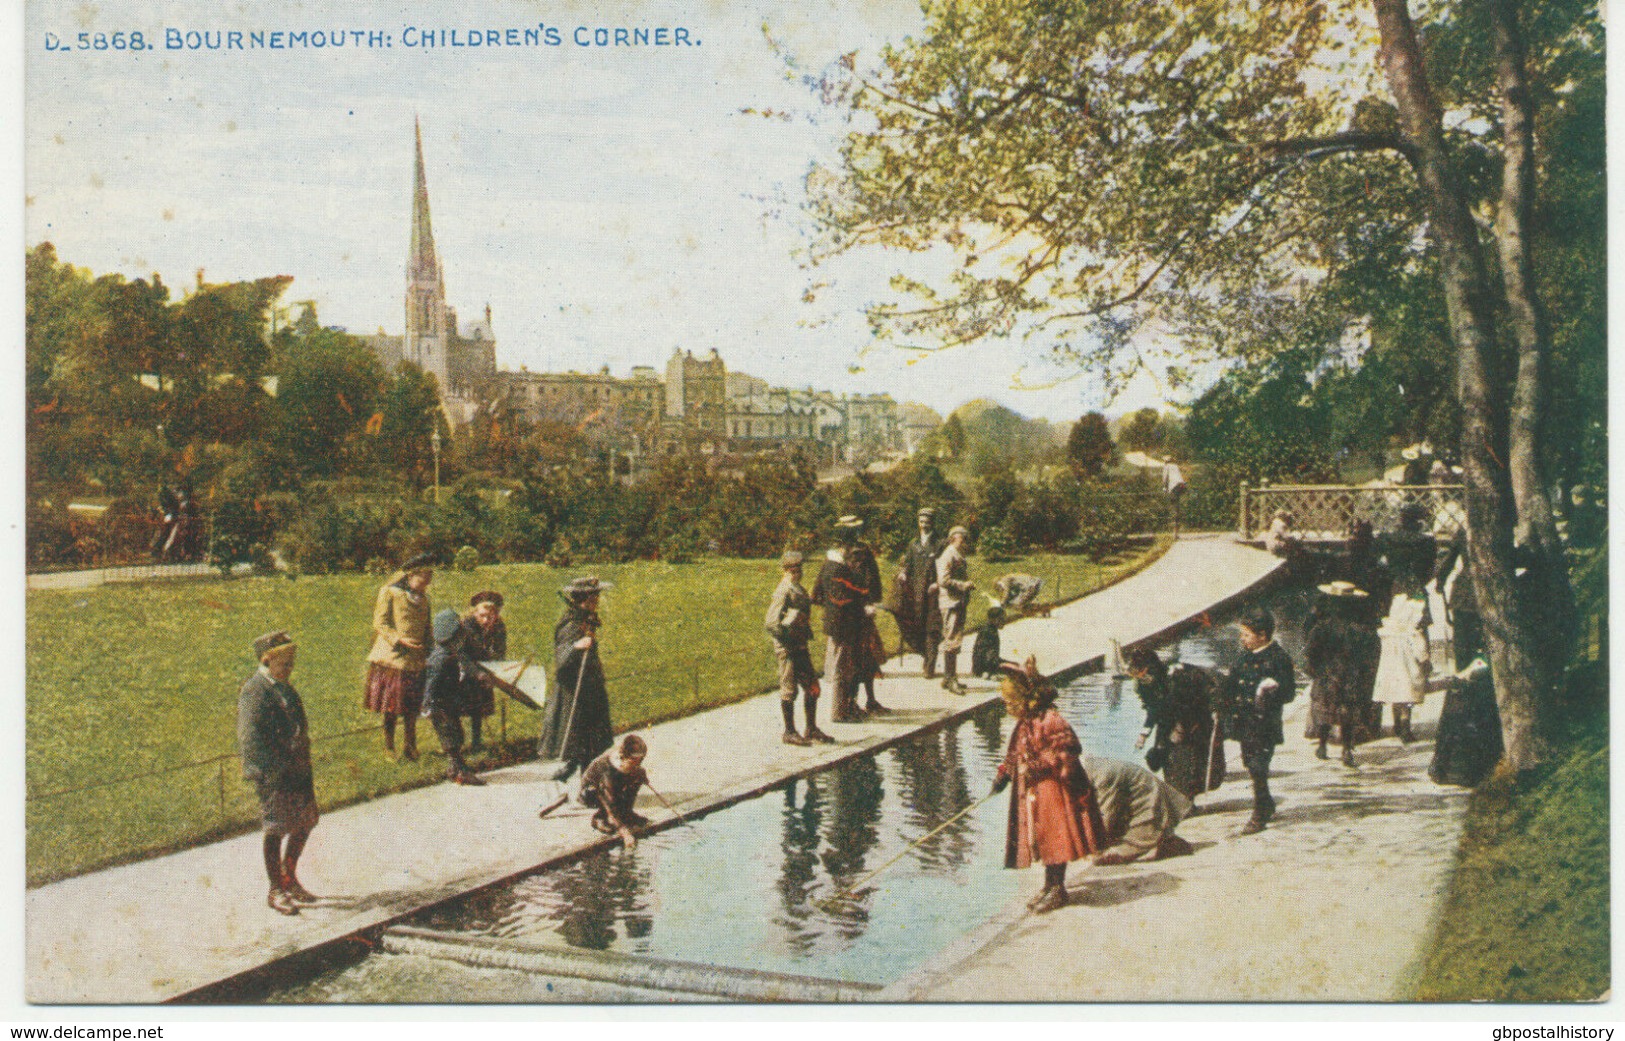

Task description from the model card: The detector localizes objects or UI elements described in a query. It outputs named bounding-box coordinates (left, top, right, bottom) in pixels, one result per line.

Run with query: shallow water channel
left=267, top=587, right=1312, bottom=1002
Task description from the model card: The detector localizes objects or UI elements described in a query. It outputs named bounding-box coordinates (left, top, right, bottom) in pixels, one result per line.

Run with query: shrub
left=454, top=545, right=481, bottom=572
left=977, top=524, right=1018, bottom=562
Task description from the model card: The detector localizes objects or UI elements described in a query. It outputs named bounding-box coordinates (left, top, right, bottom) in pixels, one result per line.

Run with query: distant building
left=367, top=124, right=914, bottom=462
left=369, top=119, right=496, bottom=426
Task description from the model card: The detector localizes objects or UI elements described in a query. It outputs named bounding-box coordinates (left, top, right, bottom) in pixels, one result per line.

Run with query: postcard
left=18, top=0, right=1610, bottom=1017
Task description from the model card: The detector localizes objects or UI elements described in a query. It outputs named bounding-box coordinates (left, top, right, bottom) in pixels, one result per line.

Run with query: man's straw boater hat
left=1317, top=580, right=1369, bottom=598
left=917, top=507, right=937, bottom=521
left=780, top=550, right=804, bottom=568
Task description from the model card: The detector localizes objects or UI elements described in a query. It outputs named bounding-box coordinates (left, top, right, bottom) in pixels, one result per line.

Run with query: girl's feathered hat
left=998, top=655, right=1056, bottom=716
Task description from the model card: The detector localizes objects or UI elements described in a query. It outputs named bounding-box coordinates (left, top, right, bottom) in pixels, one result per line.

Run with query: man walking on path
left=539, top=577, right=616, bottom=783
left=935, top=525, right=975, bottom=695
left=813, top=516, right=878, bottom=722
left=895, top=507, right=945, bottom=676
left=765, top=550, right=833, bottom=745
left=1162, top=458, right=1187, bottom=538
left=238, top=630, right=320, bottom=917
left=1221, top=609, right=1297, bottom=836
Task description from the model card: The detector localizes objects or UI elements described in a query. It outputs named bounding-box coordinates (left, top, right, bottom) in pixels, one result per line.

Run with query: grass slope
left=1410, top=730, right=1610, bottom=1001
left=27, top=545, right=1166, bottom=884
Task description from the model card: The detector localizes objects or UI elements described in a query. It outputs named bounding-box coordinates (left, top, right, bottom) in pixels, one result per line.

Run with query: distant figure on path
left=1305, top=582, right=1380, bottom=767
left=579, top=734, right=651, bottom=850
left=1126, top=646, right=1224, bottom=805
left=990, top=658, right=1106, bottom=914
left=765, top=550, right=832, bottom=745
left=1084, top=755, right=1196, bottom=865
left=895, top=507, right=945, bottom=677
left=423, top=608, right=484, bottom=786
left=812, top=516, right=877, bottom=722
left=364, top=554, right=434, bottom=761
left=935, top=525, right=975, bottom=695
left=1220, top=609, right=1297, bottom=836
left=238, top=630, right=319, bottom=917
left=458, top=591, right=507, bottom=754
left=540, top=576, right=616, bottom=783
left=1162, top=458, right=1187, bottom=537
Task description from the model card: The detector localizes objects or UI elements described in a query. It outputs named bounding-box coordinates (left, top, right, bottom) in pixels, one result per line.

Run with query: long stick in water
left=821, top=789, right=1000, bottom=905
left=644, top=781, right=692, bottom=828
left=1206, top=711, right=1221, bottom=791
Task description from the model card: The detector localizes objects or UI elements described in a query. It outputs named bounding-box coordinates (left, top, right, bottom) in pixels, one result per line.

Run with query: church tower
left=404, top=117, right=451, bottom=390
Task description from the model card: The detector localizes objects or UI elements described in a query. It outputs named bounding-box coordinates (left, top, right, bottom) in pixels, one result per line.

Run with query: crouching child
left=580, top=734, right=651, bottom=849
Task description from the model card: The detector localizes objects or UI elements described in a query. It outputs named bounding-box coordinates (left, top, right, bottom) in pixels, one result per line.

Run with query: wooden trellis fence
left=1238, top=483, right=1467, bottom=541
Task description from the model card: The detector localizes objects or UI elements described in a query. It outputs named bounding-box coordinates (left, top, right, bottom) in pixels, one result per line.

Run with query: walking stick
left=814, top=789, right=1000, bottom=912
left=1205, top=711, right=1222, bottom=791
left=551, top=640, right=591, bottom=771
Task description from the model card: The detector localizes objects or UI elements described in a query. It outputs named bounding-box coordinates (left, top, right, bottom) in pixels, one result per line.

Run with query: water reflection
left=283, top=588, right=1313, bottom=998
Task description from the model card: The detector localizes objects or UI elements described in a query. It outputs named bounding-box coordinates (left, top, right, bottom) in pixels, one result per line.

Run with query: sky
left=22, top=0, right=1193, bottom=422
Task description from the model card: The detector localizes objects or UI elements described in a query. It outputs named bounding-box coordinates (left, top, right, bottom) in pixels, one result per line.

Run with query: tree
left=1066, top=412, right=1114, bottom=477
left=808, top=0, right=1602, bottom=770
left=1119, top=408, right=1163, bottom=455
left=273, top=321, right=386, bottom=477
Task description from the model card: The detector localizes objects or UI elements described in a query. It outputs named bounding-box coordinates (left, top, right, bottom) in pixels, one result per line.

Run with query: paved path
left=888, top=682, right=1470, bottom=1001
left=27, top=537, right=1282, bottom=1004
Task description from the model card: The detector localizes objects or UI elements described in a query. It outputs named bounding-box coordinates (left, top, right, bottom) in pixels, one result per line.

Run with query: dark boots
left=941, top=653, right=964, bottom=695
left=1030, top=864, right=1069, bottom=914
left=781, top=699, right=810, bottom=745
left=802, top=693, right=834, bottom=744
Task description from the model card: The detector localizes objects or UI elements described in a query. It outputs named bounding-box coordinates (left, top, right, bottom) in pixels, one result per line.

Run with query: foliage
left=453, top=545, right=481, bottom=572
left=1066, top=412, right=1114, bottom=478
left=24, top=547, right=1165, bottom=883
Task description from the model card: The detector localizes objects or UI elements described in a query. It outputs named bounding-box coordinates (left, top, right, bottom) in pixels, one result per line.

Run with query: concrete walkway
left=26, top=537, right=1283, bottom=1004
left=888, top=678, right=1471, bottom=1001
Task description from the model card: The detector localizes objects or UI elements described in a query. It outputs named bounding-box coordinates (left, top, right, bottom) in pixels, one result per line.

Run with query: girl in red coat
left=991, top=658, right=1107, bottom=914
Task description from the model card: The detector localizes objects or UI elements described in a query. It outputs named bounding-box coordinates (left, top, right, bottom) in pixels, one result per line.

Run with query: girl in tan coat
left=364, top=554, right=434, bottom=760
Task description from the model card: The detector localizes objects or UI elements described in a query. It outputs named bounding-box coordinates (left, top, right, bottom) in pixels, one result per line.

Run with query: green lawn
left=26, top=543, right=1168, bottom=884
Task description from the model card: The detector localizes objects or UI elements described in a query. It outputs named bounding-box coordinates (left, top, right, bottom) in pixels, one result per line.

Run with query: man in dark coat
left=895, top=507, right=945, bottom=676
left=812, top=516, right=878, bottom=722
left=458, top=591, right=508, bottom=753
left=237, top=630, right=319, bottom=916
left=1220, top=609, right=1297, bottom=836
left=539, top=577, right=615, bottom=783
left=579, top=734, right=652, bottom=848
left=424, top=609, right=485, bottom=786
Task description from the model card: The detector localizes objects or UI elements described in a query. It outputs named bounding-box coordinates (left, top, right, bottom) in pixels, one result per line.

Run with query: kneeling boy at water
left=580, top=735, right=651, bottom=849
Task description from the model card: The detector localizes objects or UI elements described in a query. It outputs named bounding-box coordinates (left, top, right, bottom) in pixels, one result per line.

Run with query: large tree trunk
left=1372, top=0, right=1550, bottom=770
left=1491, top=0, right=1576, bottom=664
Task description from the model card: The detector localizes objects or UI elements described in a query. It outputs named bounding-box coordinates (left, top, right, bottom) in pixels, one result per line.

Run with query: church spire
left=408, top=116, right=438, bottom=281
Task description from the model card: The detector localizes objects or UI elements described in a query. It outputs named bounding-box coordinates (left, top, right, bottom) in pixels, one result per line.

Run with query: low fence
left=1238, top=483, right=1467, bottom=541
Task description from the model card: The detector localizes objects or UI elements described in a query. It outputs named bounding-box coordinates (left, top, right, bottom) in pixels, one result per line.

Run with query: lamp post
left=430, top=426, right=442, bottom=504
